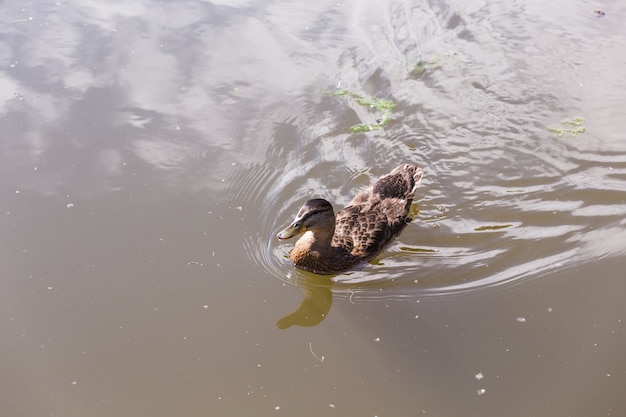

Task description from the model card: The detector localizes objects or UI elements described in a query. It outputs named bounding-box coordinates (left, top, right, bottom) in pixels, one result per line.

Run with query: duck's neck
left=296, top=229, right=334, bottom=254
left=290, top=229, right=335, bottom=270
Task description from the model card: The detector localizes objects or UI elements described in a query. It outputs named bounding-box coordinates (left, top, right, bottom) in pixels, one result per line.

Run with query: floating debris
left=333, top=90, right=396, bottom=133
left=10, top=17, right=33, bottom=24
left=399, top=246, right=438, bottom=253
left=412, top=51, right=459, bottom=76
left=547, top=117, right=586, bottom=137
left=309, top=342, right=325, bottom=362
left=474, top=224, right=513, bottom=231
left=593, top=9, right=606, bottom=17
left=413, top=60, right=429, bottom=76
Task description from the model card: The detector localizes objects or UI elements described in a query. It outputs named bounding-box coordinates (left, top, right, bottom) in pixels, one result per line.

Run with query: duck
left=277, top=163, right=423, bottom=275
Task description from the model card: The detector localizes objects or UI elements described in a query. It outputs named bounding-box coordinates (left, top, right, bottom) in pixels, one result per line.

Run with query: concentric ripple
left=221, top=0, right=626, bottom=304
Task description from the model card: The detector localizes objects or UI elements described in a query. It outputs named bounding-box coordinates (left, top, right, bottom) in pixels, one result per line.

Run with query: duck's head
left=277, top=199, right=335, bottom=240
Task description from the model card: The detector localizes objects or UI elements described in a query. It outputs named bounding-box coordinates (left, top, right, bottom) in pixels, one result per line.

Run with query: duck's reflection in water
left=277, top=272, right=334, bottom=329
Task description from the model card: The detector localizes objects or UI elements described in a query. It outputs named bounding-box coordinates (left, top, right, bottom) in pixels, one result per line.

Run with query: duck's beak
left=277, top=220, right=304, bottom=240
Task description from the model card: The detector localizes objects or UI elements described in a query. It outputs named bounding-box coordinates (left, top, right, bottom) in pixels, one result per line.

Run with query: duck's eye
left=292, top=221, right=301, bottom=228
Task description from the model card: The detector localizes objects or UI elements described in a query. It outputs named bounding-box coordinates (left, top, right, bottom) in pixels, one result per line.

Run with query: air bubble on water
left=477, top=388, right=486, bottom=395
left=516, top=317, right=526, bottom=323
left=475, top=372, right=484, bottom=380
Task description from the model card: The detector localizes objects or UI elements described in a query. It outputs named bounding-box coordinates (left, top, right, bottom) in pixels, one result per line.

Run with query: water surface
left=2, top=0, right=625, bottom=416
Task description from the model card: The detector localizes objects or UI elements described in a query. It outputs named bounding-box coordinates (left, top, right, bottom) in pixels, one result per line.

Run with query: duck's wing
left=334, top=203, right=408, bottom=259
left=334, top=164, right=423, bottom=259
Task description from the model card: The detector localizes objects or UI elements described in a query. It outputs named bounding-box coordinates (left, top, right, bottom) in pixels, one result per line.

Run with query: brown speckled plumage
left=277, top=164, right=423, bottom=275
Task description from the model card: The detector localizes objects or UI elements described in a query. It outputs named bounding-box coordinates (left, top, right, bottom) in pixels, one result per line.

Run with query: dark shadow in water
left=276, top=272, right=334, bottom=329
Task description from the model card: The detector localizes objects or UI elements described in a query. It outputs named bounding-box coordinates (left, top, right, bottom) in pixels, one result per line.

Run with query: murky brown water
left=2, top=0, right=626, bottom=416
